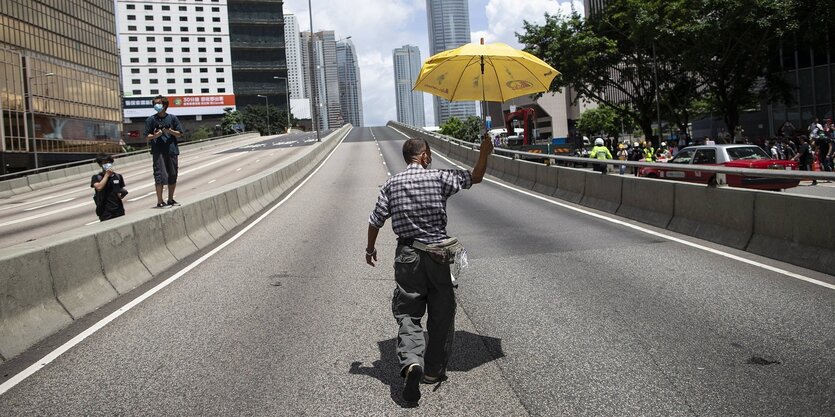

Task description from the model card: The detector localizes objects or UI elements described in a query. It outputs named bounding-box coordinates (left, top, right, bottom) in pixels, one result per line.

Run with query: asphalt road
left=0, top=126, right=833, bottom=416
left=0, top=131, right=321, bottom=248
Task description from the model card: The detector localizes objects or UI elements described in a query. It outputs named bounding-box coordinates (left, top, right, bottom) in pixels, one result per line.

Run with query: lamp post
left=273, top=76, right=291, bottom=133
left=308, top=0, right=320, bottom=142
left=28, top=71, right=54, bottom=169
left=257, top=94, right=269, bottom=135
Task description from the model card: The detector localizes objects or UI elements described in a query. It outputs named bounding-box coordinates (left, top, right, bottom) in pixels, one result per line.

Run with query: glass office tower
left=0, top=0, right=122, bottom=172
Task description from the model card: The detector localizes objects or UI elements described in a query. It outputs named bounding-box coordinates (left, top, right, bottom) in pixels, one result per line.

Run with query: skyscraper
left=393, top=45, right=425, bottom=127
left=425, top=0, right=476, bottom=126
left=284, top=14, right=306, bottom=100
left=336, top=38, right=364, bottom=127
left=227, top=0, right=288, bottom=112
left=301, top=30, right=341, bottom=130
left=1, top=0, right=122, bottom=172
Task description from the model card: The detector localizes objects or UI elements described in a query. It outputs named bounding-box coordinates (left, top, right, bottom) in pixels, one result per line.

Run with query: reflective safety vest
left=643, top=147, right=655, bottom=161
left=590, top=146, right=612, bottom=160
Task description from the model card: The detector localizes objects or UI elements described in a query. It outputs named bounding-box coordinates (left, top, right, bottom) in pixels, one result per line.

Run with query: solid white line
left=85, top=220, right=100, bottom=226
left=235, top=168, right=242, bottom=172
left=23, top=198, right=75, bottom=212
left=0, top=129, right=350, bottom=397
left=208, top=179, right=216, bottom=184
left=388, top=126, right=835, bottom=291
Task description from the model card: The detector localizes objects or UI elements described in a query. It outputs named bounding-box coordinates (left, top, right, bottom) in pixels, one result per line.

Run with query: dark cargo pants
left=392, top=244, right=456, bottom=377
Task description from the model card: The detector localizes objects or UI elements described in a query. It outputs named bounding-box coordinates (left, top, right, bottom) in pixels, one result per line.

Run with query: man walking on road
left=144, top=95, right=183, bottom=208
left=365, top=134, right=493, bottom=404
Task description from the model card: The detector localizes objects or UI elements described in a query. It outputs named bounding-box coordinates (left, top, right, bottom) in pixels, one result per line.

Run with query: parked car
left=638, top=144, right=799, bottom=190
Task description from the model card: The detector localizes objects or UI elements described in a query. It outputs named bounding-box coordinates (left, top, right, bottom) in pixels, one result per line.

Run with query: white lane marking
left=0, top=127, right=350, bottom=397
left=127, top=192, right=155, bottom=202
left=23, top=198, right=75, bottom=212
left=255, top=160, right=260, bottom=163
left=208, top=179, right=216, bottom=184
left=85, top=220, right=100, bottom=226
left=388, top=126, right=835, bottom=291
left=235, top=168, right=242, bottom=172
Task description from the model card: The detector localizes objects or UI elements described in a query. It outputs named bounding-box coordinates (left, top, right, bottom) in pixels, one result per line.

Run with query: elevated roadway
left=0, top=126, right=832, bottom=415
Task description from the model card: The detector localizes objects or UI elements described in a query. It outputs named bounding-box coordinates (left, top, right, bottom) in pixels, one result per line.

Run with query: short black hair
left=402, top=138, right=429, bottom=163
left=152, top=95, right=169, bottom=110
left=95, top=153, right=114, bottom=165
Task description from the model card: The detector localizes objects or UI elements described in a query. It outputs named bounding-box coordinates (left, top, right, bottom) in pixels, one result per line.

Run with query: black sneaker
left=402, top=363, right=422, bottom=403
left=167, top=199, right=180, bottom=206
left=154, top=202, right=167, bottom=208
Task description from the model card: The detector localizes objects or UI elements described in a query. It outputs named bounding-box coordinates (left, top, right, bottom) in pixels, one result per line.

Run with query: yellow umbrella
left=413, top=40, right=559, bottom=103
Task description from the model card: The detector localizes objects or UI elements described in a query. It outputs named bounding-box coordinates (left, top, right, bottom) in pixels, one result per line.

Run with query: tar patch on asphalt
left=748, top=356, right=781, bottom=366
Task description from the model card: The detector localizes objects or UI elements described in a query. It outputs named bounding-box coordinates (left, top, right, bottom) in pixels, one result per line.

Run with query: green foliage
left=220, top=105, right=295, bottom=135
left=190, top=126, right=211, bottom=141
left=576, top=106, right=617, bottom=139
left=439, top=116, right=483, bottom=142
left=220, top=107, right=243, bottom=134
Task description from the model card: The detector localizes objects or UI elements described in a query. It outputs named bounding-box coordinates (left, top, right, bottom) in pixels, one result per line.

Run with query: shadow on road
left=349, top=330, right=505, bottom=407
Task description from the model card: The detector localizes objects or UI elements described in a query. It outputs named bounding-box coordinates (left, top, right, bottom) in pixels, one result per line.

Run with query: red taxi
left=638, top=144, right=799, bottom=190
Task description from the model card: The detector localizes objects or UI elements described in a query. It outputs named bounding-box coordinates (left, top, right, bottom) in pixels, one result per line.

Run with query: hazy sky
left=284, top=0, right=584, bottom=127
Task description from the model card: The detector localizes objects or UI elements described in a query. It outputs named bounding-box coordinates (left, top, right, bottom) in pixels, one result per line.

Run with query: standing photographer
left=144, top=95, right=183, bottom=208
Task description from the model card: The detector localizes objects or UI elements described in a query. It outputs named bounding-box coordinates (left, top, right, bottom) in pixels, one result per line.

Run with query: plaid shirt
left=369, top=163, right=472, bottom=244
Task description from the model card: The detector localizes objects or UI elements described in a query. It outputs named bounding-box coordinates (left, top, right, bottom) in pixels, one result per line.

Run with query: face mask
left=102, top=163, right=112, bottom=171
left=153, top=103, right=164, bottom=112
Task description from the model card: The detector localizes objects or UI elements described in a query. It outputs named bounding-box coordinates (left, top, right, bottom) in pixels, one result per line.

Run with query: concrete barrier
left=160, top=208, right=199, bottom=260
left=554, top=167, right=585, bottom=203
left=747, top=193, right=835, bottom=274
left=213, top=192, right=240, bottom=233
left=197, top=195, right=228, bottom=240
left=580, top=173, right=623, bottom=214
left=667, top=183, right=754, bottom=249
left=95, top=220, right=153, bottom=294
left=617, top=176, right=674, bottom=228
left=133, top=211, right=179, bottom=276
left=515, top=160, right=539, bottom=189
left=533, top=164, right=559, bottom=196
left=0, top=245, right=74, bottom=361
left=489, top=155, right=512, bottom=181
left=48, top=234, right=119, bottom=319
left=181, top=202, right=215, bottom=250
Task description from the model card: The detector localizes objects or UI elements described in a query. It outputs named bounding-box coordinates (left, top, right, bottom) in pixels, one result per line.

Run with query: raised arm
left=471, top=134, right=494, bottom=184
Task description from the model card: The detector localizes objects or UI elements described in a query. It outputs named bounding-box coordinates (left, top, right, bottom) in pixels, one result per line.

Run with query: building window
left=130, top=68, right=140, bottom=74
left=127, top=26, right=136, bottom=31
left=200, top=78, right=209, bottom=83
left=167, top=79, right=175, bottom=83
left=165, top=58, right=174, bottom=63
left=128, top=36, right=137, bottom=41
left=164, top=47, right=173, bottom=52
left=196, top=6, right=204, bottom=11
left=163, top=26, right=171, bottom=32
left=184, top=79, right=192, bottom=83
left=201, top=88, right=210, bottom=93
left=179, top=6, right=187, bottom=11
left=212, top=17, right=220, bottom=22
left=166, top=68, right=175, bottom=73
left=179, top=16, right=188, bottom=22
left=149, top=68, right=158, bottom=74
left=162, top=5, right=170, bottom=10
left=148, top=58, right=157, bottom=63
left=148, top=47, right=156, bottom=52
left=216, top=68, right=224, bottom=72
left=150, top=89, right=159, bottom=94
left=212, top=27, right=221, bottom=33
left=183, top=68, right=192, bottom=73
left=132, top=89, right=141, bottom=95
left=183, top=58, right=191, bottom=62
left=185, top=88, right=193, bottom=94
left=146, top=36, right=155, bottom=41
left=126, top=4, right=135, bottom=9
left=198, top=47, right=206, bottom=53
left=197, top=37, right=206, bottom=42
left=216, top=78, right=225, bottom=83
left=214, top=37, right=222, bottom=42
left=199, top=58, right=207, bottom=63
left=212, top=7, right=220, bottom=12
left=218, top=88, right=226, bottom=93
left=215, top=57, right=223, bottom=63
left=130, top=58, right=139, bottom=63
left=197, top=27, right=205, bottom=32
left=131, top=79, right=141, bottom=84
left=196, top=17, right=204, bottom=22
left=129, top=47, right=138, bottom=52
left=200, top=68, right=208, bottom=73
left=182, top=47, right=190, bottom=53
left=144, top=5, right=152, bottom=10
left=127, top=15, right=136, bottom=20
left=146, top=26, right=154, bottom=31
left=149, top=79, right=158, bottom=84
left=214, top=47, right=222, bottom=52
left=180, top=27, right=188, bottom=32
left=162, top=16, right=171, bottom=21
left=145, top=15, right=153, bottom=21
left=168, top=89, right=176, bottom=94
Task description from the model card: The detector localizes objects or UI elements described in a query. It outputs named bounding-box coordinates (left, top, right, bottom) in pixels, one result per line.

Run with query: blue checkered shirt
left=369, top=163, right=472, bottom=244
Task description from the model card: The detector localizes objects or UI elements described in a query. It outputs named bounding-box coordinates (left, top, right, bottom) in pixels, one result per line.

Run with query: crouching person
left=91, top=153, right=128, bottom=221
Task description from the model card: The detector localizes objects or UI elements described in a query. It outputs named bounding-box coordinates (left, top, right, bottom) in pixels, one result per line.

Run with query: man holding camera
left=144, top=95, right=183, bottom=208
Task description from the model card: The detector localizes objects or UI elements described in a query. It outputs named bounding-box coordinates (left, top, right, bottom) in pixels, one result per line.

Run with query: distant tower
left=301, top=30, right=341, bottom=129
left=426, top=0, right=476, bottom=126
left=393, top=45, right=426, bottom=127
left=336, top=38, right=364, bottom=127
left=284, top=14, right=306, bottom=99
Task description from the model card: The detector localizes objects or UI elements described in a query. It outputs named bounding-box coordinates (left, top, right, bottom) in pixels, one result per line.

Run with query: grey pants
left=392, top=244, right=456, bottom=377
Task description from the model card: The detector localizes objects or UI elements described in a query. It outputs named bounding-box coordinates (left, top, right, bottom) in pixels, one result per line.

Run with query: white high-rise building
left=426, top=0, right=476, bottom=126
left=337, top=38, right=363, bottom=127
left=116, top=0, right=235, bottom=120
left=393, top=45, right=425, bottom=127
left=284, top=14, right=306, bottom=100
left=301, top=30, right=341, bottom=130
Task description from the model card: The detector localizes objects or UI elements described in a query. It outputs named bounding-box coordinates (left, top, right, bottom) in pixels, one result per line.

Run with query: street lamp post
left=273, top=76, right=291, bottom=133
left=308, top=0, right=320, bottom=142
left=28, top=71, right=55, bottom=169
left=257, top=94, right=269, bottom=135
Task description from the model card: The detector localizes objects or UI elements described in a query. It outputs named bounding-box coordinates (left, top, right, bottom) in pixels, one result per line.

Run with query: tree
left=239, top=104, right=280, bottom=136
left=576, top=106, right=618, bottom=139
left=439, top=116, right=482, bottom=142
left=220, top=107, right=243, bottom=134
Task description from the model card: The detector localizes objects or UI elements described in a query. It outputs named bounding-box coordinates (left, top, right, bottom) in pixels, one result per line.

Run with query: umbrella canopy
left=412, top=41, right=559, bottom=103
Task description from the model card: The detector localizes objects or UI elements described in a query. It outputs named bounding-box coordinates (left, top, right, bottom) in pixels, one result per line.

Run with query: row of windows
left=126, top=36, right=226, bottom=43
left=130, top=88, right=225, bottom=95
left=128, top=57, right=225, bottom=63
left=126, top=15, right=222, bottom=23
left=125, top=4, right=221, bottom=12
left=128, top=47, right=225, bottom=53
left=1, top=0, right=117, bottom=54
left=125, top=25, right=223, bottom=33
left=129, top=67, right=227, bottom=74
left=131, top=78, right=226, bottom=84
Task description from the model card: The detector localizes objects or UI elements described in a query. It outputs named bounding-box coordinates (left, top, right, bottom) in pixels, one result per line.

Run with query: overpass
left=0, top=126, right=833, bottom=415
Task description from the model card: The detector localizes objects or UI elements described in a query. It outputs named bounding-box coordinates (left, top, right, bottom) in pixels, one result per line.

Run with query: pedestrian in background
left=794, top=136, right=816, bottom=185
left=91, top=153, right=128, bottom=221
left=365, top=134, right=493, bottom=404
left=144, top=95, right=183, bottom=208
left=590, top=138, right=612, bottom=174
left=617, top=143, right=629, bottom=175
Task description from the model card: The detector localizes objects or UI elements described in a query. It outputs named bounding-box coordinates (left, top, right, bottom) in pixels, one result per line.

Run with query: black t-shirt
left=91, top=172, right=126, bottom=218
left=798, top=143, right=813, bottom=164
left=144, top=112, right=183, bottom=155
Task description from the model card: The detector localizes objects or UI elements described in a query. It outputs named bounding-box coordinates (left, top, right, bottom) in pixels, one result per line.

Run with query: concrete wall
left=0, top=127, right=350, bottom=363
left=388, top=121, right=835, bottom=278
